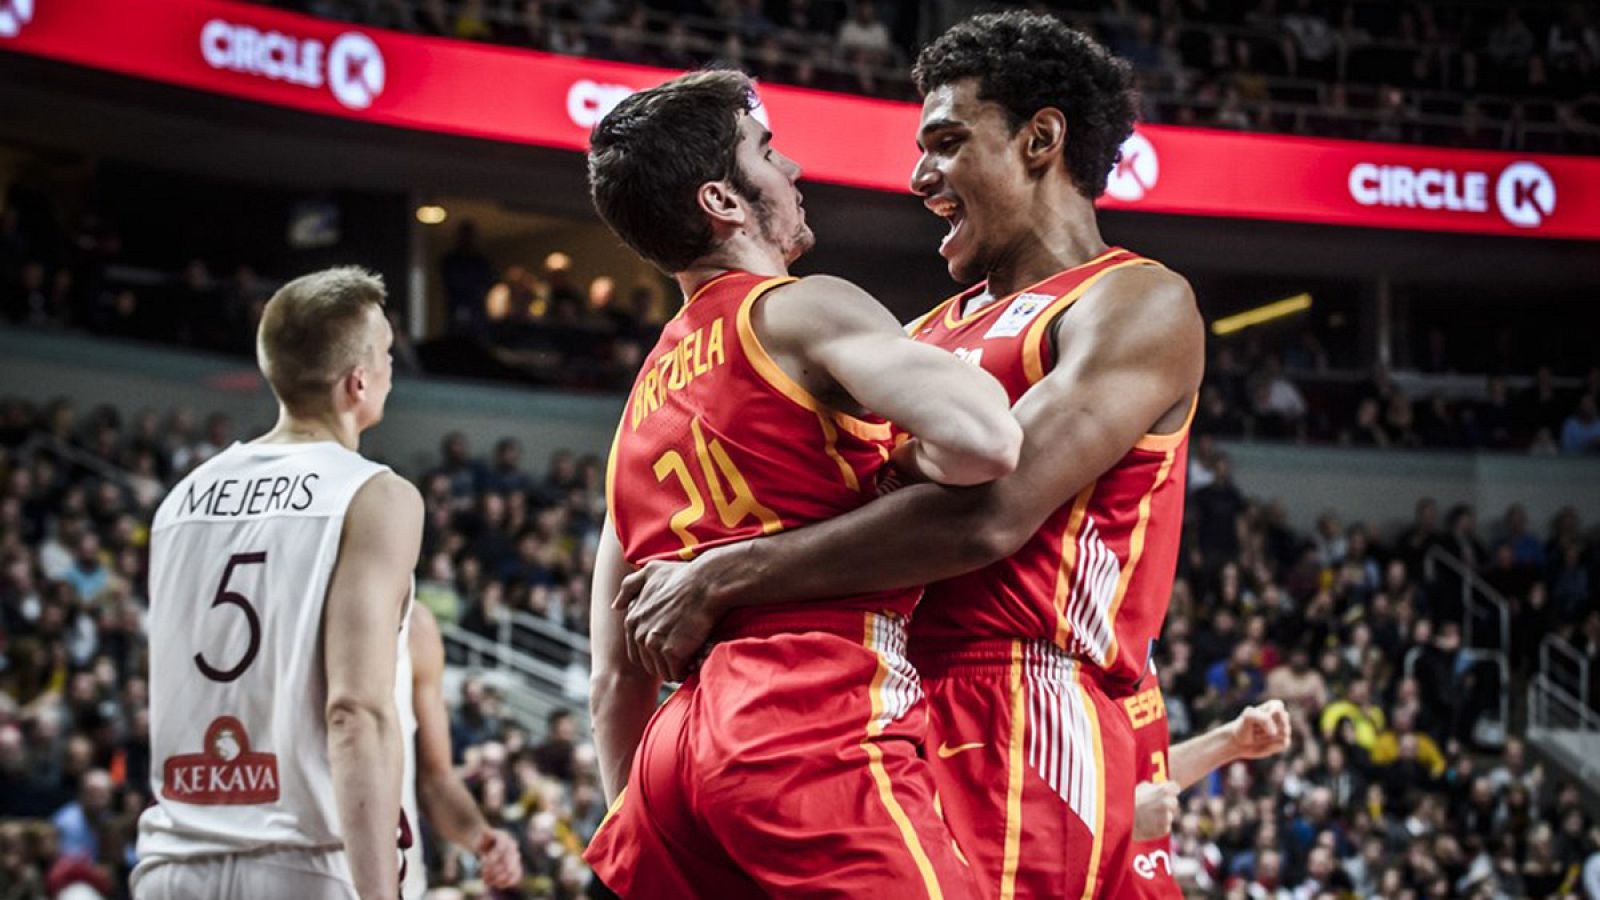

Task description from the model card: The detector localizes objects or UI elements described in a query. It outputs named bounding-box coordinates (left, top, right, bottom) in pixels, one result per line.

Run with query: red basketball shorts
left=1124, top=678, right=1182, bottom=899
left=584, top=609, right=976, bottom=899
left=912, top=639, right=1135, bottom=900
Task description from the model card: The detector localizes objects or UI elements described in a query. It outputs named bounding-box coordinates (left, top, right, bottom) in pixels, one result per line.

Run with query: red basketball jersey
left=608, top=270, right=918, bottom=623
left=909, top=247, right=1193, bottom=692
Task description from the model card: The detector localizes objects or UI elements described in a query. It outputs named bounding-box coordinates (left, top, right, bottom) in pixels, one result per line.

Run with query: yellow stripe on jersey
left=816, top=411, right=862, bottom=492
left=733, top=277, right=888, bottom=441
left=1133, top=392, right=1199, bottom=453
left=1020, top=257, right=1158, bottom=385
left=1102, top=447, right=1177, bottom=670
left=1076, top=683, right=1108, bottom=900
left=999, top=640, right=1027, bottom=900
left=861, top=613, right=946, bottom=900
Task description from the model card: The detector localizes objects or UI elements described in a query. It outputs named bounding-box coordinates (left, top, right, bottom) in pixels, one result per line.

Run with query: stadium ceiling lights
left=415, top=205, right=448, bottom=225
left=1211, top=293, right=1313, bottom=336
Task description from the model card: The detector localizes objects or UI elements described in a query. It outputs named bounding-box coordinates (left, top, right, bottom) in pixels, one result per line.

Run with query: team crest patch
left=984, top=292, right=1056, bottom=339
left=163, top=716, right=280, bottom=805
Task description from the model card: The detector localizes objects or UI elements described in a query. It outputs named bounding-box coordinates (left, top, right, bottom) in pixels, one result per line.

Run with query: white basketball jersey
left=137, top=440, right=417, bottom=889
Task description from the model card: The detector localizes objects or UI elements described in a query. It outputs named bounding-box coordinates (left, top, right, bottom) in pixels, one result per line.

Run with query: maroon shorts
left=584, top=609, right=976, bottom=899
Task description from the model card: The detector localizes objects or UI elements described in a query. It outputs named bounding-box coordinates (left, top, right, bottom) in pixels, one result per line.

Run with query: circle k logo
left=1105, top=132, right=1158, bottom=203
left=0, top=0, right=34, bottom=39
left=1495, top=161, right=1555, bottom=228
left=327, top=31, right=384, bottom=110
left=568, top=79, right=770, bottom=132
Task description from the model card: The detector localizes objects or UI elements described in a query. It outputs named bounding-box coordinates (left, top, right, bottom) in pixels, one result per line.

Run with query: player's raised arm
left=324, top=471, right=422, bottom=899
left=408, top=605, right=522, bottom=888
left=589, top=514, right=657, bottom=803
left=758, top=274, right=1022, bottom=486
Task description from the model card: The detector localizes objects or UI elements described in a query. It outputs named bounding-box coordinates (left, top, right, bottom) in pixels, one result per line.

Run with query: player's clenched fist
left=1132, top=781, right=1181, bottom=841
left=1228, top=699, right=1292, bottom=760
left=473, top=827, right=523, bottom=889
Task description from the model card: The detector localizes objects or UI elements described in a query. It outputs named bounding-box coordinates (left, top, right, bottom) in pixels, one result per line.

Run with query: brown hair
left=587, top=69, right=762, bottom=272
left=256, top=266, right=386, bottom=411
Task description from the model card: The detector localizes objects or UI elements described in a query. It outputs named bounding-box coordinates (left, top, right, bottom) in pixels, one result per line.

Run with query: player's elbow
left=943, top=490, right=1031, bottom=566
left=325, top=694, right=395, bottom=742
left=934, top=417, right=1023, bottom=485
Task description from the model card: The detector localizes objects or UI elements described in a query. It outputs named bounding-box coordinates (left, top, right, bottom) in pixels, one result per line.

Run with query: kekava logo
left=162, top=716, right=281, bottom=805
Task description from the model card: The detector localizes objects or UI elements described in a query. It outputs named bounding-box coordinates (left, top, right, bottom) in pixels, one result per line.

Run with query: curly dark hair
left=588, top=70, right=761, bottom=272
left=913, top=11, right=1138, bottom=200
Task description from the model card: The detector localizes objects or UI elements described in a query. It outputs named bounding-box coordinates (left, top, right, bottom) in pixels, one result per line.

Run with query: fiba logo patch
left=328, top=32, right=384, bottom=110
left=1495, top=161, right=1555, bottom=228
left=0, top=0, right=34, bottom=39
left=1105, top=132, right=1158, bottom=203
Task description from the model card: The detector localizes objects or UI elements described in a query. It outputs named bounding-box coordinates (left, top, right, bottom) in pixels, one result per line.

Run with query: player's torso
left=610, top=270, right=917, bottom=622
left=909, top=248, right=1192, bottom=690
left=138, top=441, right=409, bottom=860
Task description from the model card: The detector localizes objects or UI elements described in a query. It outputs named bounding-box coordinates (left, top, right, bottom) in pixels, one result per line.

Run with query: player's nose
left=910, top=154, right=938, bottom=196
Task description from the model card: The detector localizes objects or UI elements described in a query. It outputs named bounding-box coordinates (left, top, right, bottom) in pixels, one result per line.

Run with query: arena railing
left=1423, top=545, right=1511, bottom=660
left=1540, top=632, right=1591, bottom=715
left=1526, top=671, right=1600, bottom=785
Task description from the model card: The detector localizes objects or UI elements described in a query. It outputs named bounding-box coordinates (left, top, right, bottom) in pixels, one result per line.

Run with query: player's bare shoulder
left=1058, top=261, right=1203, bottom=377
left=349, top=470, right=423, bottom=520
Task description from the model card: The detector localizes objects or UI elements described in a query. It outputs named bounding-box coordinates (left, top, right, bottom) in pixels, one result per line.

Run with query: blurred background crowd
left=1, top=392, right=1597, bottom=896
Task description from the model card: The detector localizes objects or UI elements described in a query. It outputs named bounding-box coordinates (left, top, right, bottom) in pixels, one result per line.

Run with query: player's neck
left=675, top=237, right=789, bottom=300
left=983, top=190, right=1107, bottom=299
left=256, top=409, right=360, bottom=451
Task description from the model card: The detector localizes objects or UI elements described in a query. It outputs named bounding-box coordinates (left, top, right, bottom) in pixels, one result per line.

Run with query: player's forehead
left=918, top=79, right=1003, bottom=137
left=736, top=111, right=770, bottom=149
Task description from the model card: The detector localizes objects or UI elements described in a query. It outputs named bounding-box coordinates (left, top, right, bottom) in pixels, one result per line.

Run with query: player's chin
left=945, top=251, right=982, bottom=286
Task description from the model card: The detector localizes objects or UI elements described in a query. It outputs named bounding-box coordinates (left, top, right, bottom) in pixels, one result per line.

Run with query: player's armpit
left=589, top=515, right=658, bottom=802
left=324, top=471, right=422, bottom=900
left=758, top=275, right=1022, bottom=485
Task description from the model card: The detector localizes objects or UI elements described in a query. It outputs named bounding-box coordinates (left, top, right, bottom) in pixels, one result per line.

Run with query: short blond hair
left=257, top=266, right=387, bottom=411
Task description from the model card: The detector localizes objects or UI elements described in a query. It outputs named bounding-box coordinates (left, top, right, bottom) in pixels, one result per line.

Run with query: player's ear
left=697, top=179, right=745, bottom=231
left=1023, top=107, right=1067, bottom=172
left=346, top=365, right=368, bottom=401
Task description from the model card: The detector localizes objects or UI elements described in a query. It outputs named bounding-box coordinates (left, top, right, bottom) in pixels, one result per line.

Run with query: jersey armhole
left=1021, top=258, right=1165, bottom=384
left=734, top=277, right=892, bottom=441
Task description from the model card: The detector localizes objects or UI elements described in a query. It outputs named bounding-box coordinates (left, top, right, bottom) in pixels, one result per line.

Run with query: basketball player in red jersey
left=583, top=70, right=1022, bottom=898
left=1125, top=681, right=1291, bottom=897
left=617, top=11, right=1205, bottom=898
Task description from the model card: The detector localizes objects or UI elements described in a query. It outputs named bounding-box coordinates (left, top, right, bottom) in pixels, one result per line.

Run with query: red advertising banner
left=4, top=0, right=1598, bottom=239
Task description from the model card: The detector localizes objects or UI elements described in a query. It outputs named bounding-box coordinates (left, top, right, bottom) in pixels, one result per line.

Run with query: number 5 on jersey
left=196, top=552, right=266, bottom=682
left=653, top=418, right=781, bottom=557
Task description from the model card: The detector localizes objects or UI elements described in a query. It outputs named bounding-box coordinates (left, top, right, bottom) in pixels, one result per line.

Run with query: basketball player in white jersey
left=401, top=604, right=523, bottom=896
left=133, top=266, right=423, bottom=900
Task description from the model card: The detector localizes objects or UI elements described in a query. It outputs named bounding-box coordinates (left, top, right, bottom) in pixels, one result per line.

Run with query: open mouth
left=926, top=196, right=965, bottom=255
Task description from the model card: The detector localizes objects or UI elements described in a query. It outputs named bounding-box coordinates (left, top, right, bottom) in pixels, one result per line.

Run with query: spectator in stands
left=836, top=2, right=890, bottom=63
left=50, top=768, right=112, bottom=859
left=534, top=709, right=577, bottom=783
left=1560, top=392, right=1600, bottom=454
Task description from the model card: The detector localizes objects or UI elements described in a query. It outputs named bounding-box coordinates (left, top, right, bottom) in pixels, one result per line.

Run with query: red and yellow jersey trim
left=733, top=277, right=895, bottom=443
left=1020, top=256, right=1163, bottom=384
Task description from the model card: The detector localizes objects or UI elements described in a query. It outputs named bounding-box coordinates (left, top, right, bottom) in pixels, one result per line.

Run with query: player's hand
left=1228, top=699, right=1292, bottom=760
left=1132, top=781, right=1180, bottom=841
left=473, top=826, right=523, bottom=889
left=614, top=552, right=726, bottom=682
